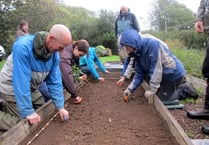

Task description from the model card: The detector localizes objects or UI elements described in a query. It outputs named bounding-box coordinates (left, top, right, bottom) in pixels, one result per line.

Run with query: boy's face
left=123, top=45, right=134, bottom=55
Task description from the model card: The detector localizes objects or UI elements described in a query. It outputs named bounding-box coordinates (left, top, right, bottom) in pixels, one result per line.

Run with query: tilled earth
left=21, top=72, right=175, bottom=145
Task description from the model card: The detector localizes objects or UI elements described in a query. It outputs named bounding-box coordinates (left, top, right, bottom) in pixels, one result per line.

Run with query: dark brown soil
left=169, top=95, right=209, bottom=139
left=21, top=72, right=175, bottom=145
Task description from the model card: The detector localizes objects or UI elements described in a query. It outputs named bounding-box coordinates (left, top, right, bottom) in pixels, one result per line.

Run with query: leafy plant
left=72, top=65, right=83, bottom=83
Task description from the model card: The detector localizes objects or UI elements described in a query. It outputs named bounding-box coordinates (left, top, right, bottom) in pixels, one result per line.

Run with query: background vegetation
left=0, top=0, right=207, bottom=78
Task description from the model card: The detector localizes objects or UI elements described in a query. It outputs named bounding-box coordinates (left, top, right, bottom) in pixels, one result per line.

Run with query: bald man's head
left=46, top=24, right=72, bottom=52
left=120, top=6, right=129, bottom=15
left=49, top=24, right=72, bottom=45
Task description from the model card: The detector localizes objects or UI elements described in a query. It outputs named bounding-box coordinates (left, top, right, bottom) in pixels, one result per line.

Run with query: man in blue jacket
left=117, top=29, right=186, bottom=103
left=0, top=24, right=71, bottom=130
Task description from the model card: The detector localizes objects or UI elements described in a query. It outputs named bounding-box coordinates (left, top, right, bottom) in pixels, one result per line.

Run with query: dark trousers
left=157, top=77, right=184, bottom=102
left=203, top=44, right=209, bottom=109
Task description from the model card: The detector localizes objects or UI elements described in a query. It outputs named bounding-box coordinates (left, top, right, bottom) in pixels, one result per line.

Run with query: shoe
left=187, top=109, right=209, bottom=120
left=202, top=125, right=209, bottom=135
left=162, top=99, right=180, bottom=105
left=74, top=96, right=82, bottom=104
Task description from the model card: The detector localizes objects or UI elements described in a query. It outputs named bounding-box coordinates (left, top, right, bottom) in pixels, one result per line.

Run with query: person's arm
left=59, top=52, right=78, bottom=98
left=12, top=42, right=34, bottom=118
left=131, top=13, right=140, bottom=32
left=93, top=51, right=108, bottom=73
left=115, top=17, right=118, bottom=38
left=125, top=65, right=144, bottom=94
left=195, top=0, right=205, bottom=33
left=148, top=46, right=162, bottom=94
left=86, top=51, right=101, bottom=80
left=196, top=0, right=205, bottom=22
left=45, top=53, right=65, bottom=109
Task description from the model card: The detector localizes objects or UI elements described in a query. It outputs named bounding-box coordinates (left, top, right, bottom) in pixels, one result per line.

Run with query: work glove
left=123, top=89, right=131, bottom=97
left=144, top=90, right=156, bottom=98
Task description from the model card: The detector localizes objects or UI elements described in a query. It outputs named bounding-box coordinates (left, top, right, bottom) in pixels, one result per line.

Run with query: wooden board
left=0, top=90, right=71, bottom=145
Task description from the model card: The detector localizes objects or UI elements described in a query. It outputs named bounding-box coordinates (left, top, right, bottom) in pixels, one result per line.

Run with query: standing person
left=59, top=40, right=89, bottom=104
left=115, top=6, right=140, bottom=61
left=187, top=0, right=209, bottom=135
left=0, top=24, right=71, bottom=130
left=16, top=20, right=29, bottom=38
left=116, top=29, right=186, bottom=104
left=79, top=46, right=110, bottom=83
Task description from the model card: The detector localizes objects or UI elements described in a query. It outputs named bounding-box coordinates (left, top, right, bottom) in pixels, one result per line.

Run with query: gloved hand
left=144, top=90, right=156, bottom=98
left=123, top=89, right=131, bottom=97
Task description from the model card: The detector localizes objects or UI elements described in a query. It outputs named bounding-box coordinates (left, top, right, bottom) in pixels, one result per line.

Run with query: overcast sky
left=63, top=0, right=200, bottom=30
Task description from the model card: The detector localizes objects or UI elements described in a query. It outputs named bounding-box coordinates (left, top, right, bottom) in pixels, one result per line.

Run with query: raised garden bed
left=0, top=63, right=203, bottom=145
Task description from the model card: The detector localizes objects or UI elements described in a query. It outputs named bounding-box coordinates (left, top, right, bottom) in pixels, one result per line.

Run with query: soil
left=169, top=95, right=209, bottom=139
left=20, top=72, right=175, bottom=145
left=15, top=71, right=209, bottom=145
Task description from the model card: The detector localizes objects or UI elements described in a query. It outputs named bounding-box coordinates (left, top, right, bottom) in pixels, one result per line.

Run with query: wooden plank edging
left=0, top=90, right=71, bottom=145
left=142, top=81, right=194, bottom=145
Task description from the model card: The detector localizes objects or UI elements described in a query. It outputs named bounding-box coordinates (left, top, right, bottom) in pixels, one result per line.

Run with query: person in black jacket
left=187, top=0, right=209, bottom=135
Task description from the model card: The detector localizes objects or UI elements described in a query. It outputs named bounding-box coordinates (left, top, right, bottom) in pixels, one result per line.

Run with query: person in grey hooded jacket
left=117, top=29, right=186, bottom=104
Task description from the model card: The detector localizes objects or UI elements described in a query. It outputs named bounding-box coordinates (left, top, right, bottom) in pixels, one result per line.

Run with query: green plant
left=72, top=65, right=82, bottom=83
left=185, top=130, right=194, bottom=138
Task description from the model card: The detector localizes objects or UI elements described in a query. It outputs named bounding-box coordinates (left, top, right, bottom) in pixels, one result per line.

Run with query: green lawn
left=99, top=55, right=120, bottom=63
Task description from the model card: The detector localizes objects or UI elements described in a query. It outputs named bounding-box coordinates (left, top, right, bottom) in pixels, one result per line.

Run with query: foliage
left=148, top=0, right=195, bottom=31
left=0, top=59, right=6, bottom=70
left=171, top=48, right=204, bottom=78
left=145, top=30, right=207, bottom=50
left=72, top=64, right=82, bottom=83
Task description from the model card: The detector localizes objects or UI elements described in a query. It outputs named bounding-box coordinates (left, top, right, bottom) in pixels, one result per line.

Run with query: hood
left=120, top=29, right=143, bottom=52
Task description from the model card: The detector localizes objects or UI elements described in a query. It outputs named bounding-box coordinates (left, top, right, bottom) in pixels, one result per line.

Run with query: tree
left=148, top=0, right=195, bottom=31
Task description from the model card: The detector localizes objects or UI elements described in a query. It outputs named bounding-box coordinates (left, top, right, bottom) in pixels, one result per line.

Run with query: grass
left=0, top=59, right=5, bottom=70
left=171, top=48, right=205, bottom=78
left=99, top=55, right=120, bottom=63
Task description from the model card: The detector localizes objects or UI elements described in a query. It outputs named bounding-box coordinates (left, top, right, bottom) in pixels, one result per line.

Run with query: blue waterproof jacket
left=0, top=34, right=64, bottom=117
left=79, top=47, right=107, bottom=80
left=120, top=29, right=186, bottom=93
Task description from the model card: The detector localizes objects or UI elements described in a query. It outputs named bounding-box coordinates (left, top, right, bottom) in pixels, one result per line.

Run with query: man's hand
left=26, top=112, right=41, bottom=125
left=195, top=21, right=204, bottom=33
left=144, top=90, right=155, bottom=98
left=116, top=76, right=125, bottom=87
left=59, top=108, right=69, bottom=122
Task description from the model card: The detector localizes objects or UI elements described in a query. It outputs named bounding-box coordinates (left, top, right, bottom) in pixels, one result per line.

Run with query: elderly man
left=0, top=24, right=71, bottom=130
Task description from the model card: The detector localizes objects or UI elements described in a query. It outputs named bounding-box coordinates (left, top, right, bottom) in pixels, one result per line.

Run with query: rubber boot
left=187, top=82, right=209, bottom=119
